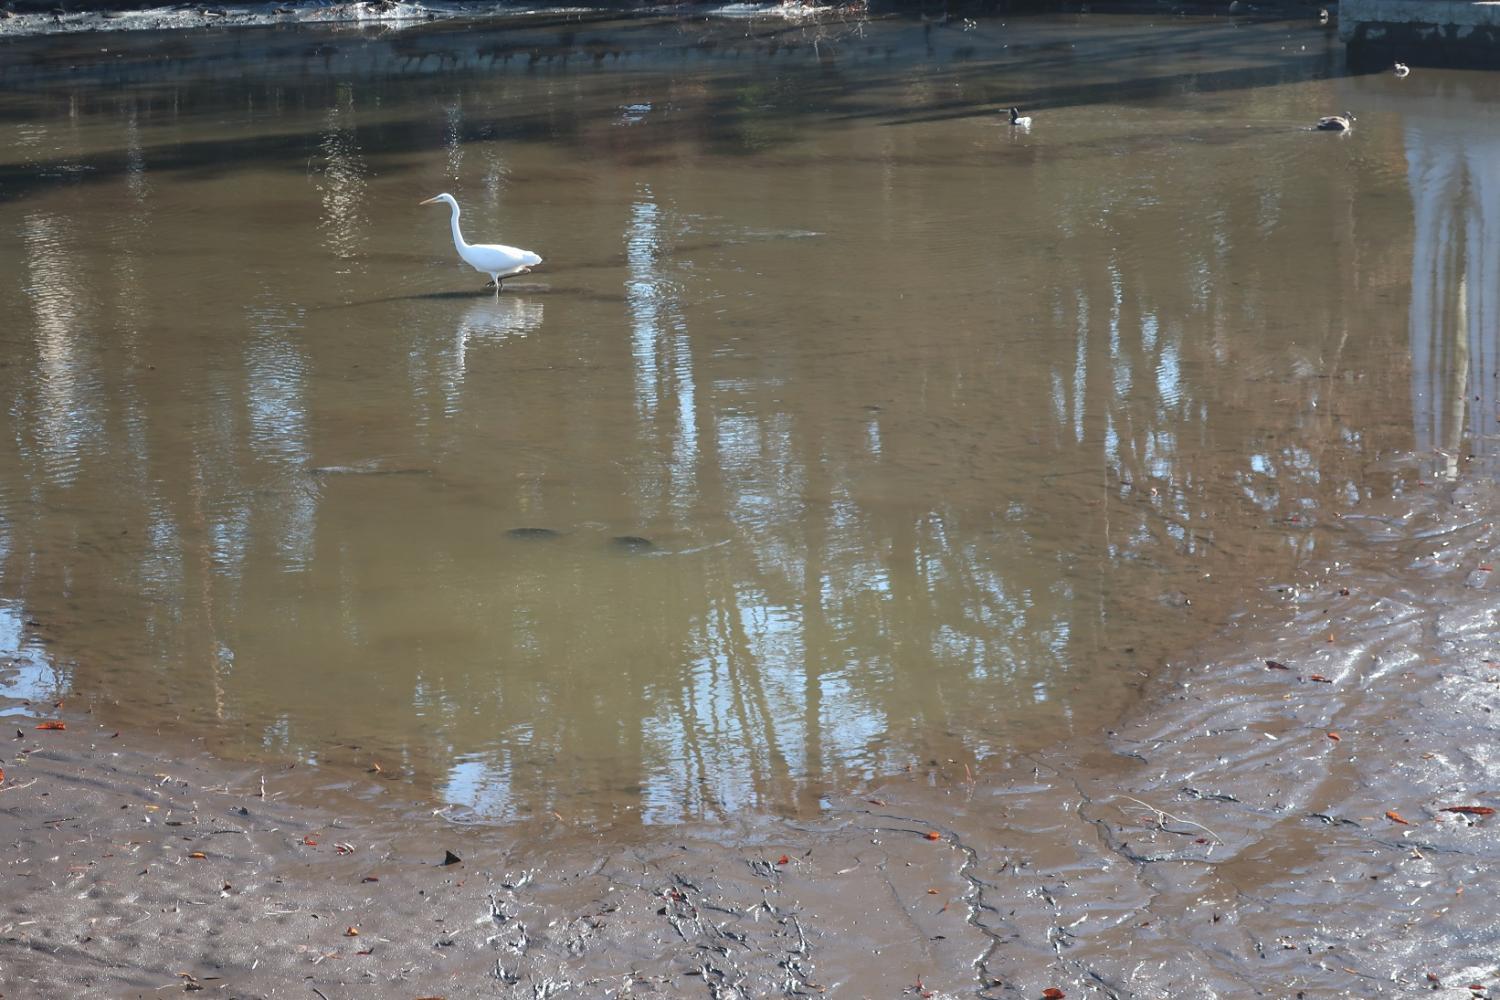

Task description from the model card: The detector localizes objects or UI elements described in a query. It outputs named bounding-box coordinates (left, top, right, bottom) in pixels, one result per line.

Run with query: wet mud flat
left=4, top=477, right=1500, bottom=998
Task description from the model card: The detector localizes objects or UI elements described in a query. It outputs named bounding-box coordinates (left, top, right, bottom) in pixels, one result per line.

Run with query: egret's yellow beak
left=419, top=196, right=441, bottom=205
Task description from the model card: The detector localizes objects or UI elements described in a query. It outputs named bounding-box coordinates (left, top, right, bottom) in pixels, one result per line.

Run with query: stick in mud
left=1120, top=795, right=1224, bottom=845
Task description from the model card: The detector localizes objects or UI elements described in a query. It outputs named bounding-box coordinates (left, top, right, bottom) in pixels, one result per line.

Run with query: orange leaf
left=303, top=836, right=318, bottom=847
left=777, top=855, right=790, bottom=865
left=924, top=831, right=941, bottom=841
left=188, top=852, right=207, bottom=859
left=344, top=926, right=359, bottom=937
left=0, top=766, right=5, bottom=784
left=1385, top=810, right=1410, bottom=825
left=1043, top=989, right=1066, bottom=999
left=1309, top=675, right=1333, bottom=683
left=35, top=721, right=66, bottom=731
left=1441, top=806, right=1496, bottom=816
left=1327, top=732, right=1341, bottom=741
left=866, top=798, right=886, bottom=806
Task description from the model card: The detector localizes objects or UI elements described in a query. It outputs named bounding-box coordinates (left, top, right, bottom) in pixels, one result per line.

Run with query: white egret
left=1008, top=106, right=1032, bottom=128
left=1314, top=112, right=1355, bottom=131
left=420, top=193, right=541, bottom=294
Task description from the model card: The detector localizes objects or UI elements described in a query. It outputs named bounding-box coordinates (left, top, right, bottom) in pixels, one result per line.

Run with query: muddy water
left=0, top=15, right=1495, bottom=826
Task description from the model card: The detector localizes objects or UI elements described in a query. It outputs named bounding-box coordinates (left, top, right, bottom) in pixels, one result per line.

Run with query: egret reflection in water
left=455, top=296, right=544, bottom=370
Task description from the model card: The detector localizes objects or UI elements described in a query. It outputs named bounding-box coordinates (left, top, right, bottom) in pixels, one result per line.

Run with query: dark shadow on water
left=322, top=283, right=628, bottom=311
left=0, top=14, right=1346, bottom=204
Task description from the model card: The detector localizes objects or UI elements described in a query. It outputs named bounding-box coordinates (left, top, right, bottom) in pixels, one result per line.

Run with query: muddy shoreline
left=4, top=470, right=1498, bottom=997
left=0, top=0, right=1328, bottom=40
left=0, top=0, right=850, bottom=39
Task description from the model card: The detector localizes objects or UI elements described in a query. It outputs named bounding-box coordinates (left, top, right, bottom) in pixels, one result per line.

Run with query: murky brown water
left=1, top=13, right=1496, bottom=826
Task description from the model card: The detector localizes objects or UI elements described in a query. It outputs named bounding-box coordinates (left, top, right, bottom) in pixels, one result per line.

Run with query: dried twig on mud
left=1120, top=795, right=1224, bottom=845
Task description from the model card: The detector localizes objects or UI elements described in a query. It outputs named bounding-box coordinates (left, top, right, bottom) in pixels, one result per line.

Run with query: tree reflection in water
left=0, top=19, right=1496, bottom=824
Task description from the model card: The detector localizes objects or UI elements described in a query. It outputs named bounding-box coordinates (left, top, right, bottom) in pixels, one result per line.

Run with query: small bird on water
left=1315, top=112, right=1355, bottom=131
left=1008, top=106, right=1032, bottom=127
left=1393, top=61, right=1410, bottom=76
left=421, top=193, right=541, bottom=295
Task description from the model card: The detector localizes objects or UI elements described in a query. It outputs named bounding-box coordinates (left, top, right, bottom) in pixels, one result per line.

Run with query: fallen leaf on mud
left=356, top=948, right=373, bottom=955
left=777, top=855, right=790, bottom=865
left=442, top=850, right=462, bottom=866
left=361, top=875, right=379, bottom=883
left=1327, top=732, right=1341, bottom=741
left=1385, top=810, right=1411, bottom=825
left=35, top=721, right=65, bottom=730
left=1043, top=989, right=1066, bottom=999
left=188, top=852, right=207, bottom=859
left=1309, top=675, right=1333, bottom=683
left=344, top=926, right=359, bottom=937
left=369, top=762, right=383, bottom=773
left=302, top=836, right=318, bottom=847
left=867, top=798, right=886, bottom=806
left=1265, top=660, right=1290, bottom=670
left=0, top=766, right=5, bottom=784
left=1441, top=806, right=1496, bottom=816
left=924, top=831, right=941, bottom=841
left=1427, top=972, right=1441, bottom=983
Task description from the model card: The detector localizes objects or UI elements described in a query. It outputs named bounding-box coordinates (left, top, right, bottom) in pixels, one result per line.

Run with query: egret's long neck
left=447, top=201, right=468, bottom=252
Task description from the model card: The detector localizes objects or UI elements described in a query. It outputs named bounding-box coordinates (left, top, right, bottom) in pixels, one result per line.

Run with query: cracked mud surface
left=5, top=479, right=1500, bottom=998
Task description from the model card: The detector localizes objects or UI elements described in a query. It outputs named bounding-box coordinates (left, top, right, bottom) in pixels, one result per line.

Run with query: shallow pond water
left=1, top=13, right=1497, bottom=824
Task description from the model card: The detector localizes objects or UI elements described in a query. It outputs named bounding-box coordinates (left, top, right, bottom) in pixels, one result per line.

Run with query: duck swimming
left=1008, top=106, right=1032, bottom=127
left=1314, top=112, right=1355, bottom=131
